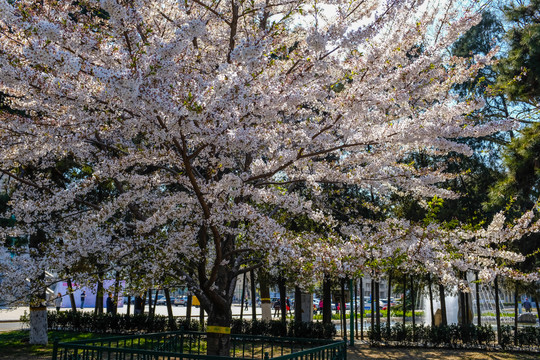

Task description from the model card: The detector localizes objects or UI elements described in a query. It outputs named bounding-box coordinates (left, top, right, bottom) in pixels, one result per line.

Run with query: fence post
left=51, top=338, right=58, bottom=360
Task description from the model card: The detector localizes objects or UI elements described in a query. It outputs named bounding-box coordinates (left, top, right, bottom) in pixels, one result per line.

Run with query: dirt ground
left=348, top=345, right=539, bottom=360
left=2, top=347, right=539, bottom=360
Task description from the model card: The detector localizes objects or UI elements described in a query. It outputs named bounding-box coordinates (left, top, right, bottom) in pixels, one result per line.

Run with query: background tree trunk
left=360, top=278, right=364, bottom=340
left=439, top=284, right=447, bottom=326
left=323, top=276, right=332, bottom=325
left=495, top=276, right=501, bottom=344
left=279, top=276, right=287, bottom=326
left=387, top=272, right=392, bottom=334
left=250, top=270, right=257, bottom=321
left=295, top=286, right=302, bottom=324
left=164, top=288, right=176, bottom=330
left=428, top=274, right=434, bottom=327
left=67, top=278, right=77, bottom=312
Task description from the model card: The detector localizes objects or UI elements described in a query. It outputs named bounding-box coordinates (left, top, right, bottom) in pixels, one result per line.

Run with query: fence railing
left=52, top=330, right=347, bottom=360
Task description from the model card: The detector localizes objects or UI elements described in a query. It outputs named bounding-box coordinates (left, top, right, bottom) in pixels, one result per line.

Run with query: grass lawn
left=0, top=330, right=100, bottom=359
left=1, top=330, right=538, bottom=360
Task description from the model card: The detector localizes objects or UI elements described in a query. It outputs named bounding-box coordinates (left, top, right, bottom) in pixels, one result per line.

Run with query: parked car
left=155, top=296, right=167, bottom=305
left=174, top=296, right=188, bottom=306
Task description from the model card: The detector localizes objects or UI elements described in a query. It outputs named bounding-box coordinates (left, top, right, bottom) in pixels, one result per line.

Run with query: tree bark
left=402, top=275, right=406, bottom=327
left=250, top=270, right=257, bottom=321
left=206, top=306, right=232, bottom=356
left=29, top=229, right=47, bottom=345
left=428, top=274, right=434, bottom=327
left=152, top=289, right=159, bottom=316
left=495, top=276, right=501, bottom=344
left=113, top=272, right=120, bottom=315
left=340, top=278, right=346, bottom=340
left=375, top=280, right=380, bottom=339
left=95, top=277, right=104, bottom=314
left=410, top=277, right=415, bottom=339
left=476, top=271, right=481, bottom=326
left=279, top=276, right=287, bottom=325
left=323, top=276, right=332, bottom=325
left=164, top=288, right=176, bottom=330
left=371, top=279, right=375, bottom=334
left=127, top=294, right=131, bottom=316
left=186, top=294, right=192, bottom=322
left=240, top=272, right=246, bottom=320
left=295, top=286, right=302, bottom=324
left=387, top=272, right=392, bottom=334
left=67, top=278, right=77, bottom=312
left=360, top=278, right=364, bottom=340
left=259, top=271, right=271, bottom=321
left=514, top=282, right=518, bottom=346
left=439, top=284, right=447, bottom=326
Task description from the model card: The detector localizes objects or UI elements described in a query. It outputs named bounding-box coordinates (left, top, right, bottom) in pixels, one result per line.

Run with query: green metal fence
left=51, top=330, right=347, bottom=360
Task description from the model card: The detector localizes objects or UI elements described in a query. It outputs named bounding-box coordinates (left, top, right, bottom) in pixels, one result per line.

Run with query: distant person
left=523, top=298, right=532, bottom=313
left=54, top=293, right=62, bottom=312
left=273, top=300, right=280, bottom=317
left=106, top=293, right=114, bottom=314
left=286, top=297, right=291, bottom=313
left=134, top=294, right=144, bottom=315
left=318, top=299, right=323, bottom=314
left=80, top=291, right=86, bottom=309
left=244, top=296, right=249, bottom=310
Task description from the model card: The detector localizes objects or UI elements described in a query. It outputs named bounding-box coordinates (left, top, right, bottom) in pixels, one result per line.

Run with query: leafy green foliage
left=497, top=0, right=540, bottom=103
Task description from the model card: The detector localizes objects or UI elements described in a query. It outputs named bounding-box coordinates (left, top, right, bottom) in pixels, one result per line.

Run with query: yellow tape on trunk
left=207, top=326, right=231, bottom=334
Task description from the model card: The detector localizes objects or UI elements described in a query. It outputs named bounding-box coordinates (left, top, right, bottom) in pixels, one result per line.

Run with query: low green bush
left=370, top=323, right=498, bottom=347
left=23, top=311, right=335, bottom=339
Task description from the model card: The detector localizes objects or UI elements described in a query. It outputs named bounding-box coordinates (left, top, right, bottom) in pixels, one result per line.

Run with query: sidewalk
left=0, top=304, right=262, bottom=323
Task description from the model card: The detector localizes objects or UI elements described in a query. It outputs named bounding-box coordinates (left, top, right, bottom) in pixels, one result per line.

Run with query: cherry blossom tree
left=1, top=0, right=536, bottom=353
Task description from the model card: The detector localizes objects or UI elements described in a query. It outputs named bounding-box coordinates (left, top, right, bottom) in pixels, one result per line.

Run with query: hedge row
left=368, top=323, right=540, bottom=348
left=21, top=311, right=336, bottom=339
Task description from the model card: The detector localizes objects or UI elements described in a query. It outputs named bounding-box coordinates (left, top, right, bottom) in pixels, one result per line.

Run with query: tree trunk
left=360, top=278, right=364, bottom=340
left=375, top=280, right=380, bottom=339
left=250, top=270, right=257, bottom=321
left=30, top=305, right=48, bottom=345
left=514, top=282, right=518, bottom=346
left=410, top=277, right=415, bottom=339
left=199, top=303, right=205, bottom=329
left=439, top=284, right=447, bottom=326
left=428, top=274, right=434, bottom=327
left=495, top=276, right=501, bottom=344
left=127, top=294, right=131, bottom=316
left=164, top=288, right=176, bottom=330
left=371, top=279, right=375, bottom=334
left=152, top=289, right=159, bottom=316
left=259, top=271, right=271, bottom=321
left=186, top=294, right=192, bottom=322
left=387, top=272, right=392, bottom=334
left=95, top=278, right=104, bottom=314
left=279, top=276, right=287, bottom=325
left=476, top=272, right=481, bottom=326
left=113, top=272, right=120, bottom=315
left=29, top=229, right=47, bottom=345
left=295, top=286, right=302, bottom=324
left=240, top=272, right=246, bottom=320
left=147, top=289, right=153, bottom=318
left=67, top=278, right=77, bottom=312
left=206, top=306, right=233, bottom=356
left=355, top=279, right=359, bottom=339
left=340, top=278, right=346, bottom=340
left=323, top=276, right=332, bottom=325
left=402, top=275, right=406, bottom=327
